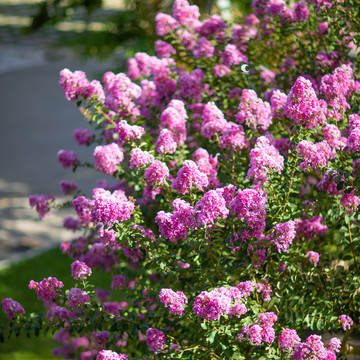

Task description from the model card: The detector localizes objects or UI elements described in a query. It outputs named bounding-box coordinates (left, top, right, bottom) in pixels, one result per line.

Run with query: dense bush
left=2, top=0, right=360, bottom=359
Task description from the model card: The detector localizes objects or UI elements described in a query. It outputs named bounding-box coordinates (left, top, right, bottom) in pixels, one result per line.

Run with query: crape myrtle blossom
left=278, top=328, right=301, bottom=352
left=146, top=328, right=166, bottom=353
left=284, top=76, right=326, bottom=129
left=219, top=122, right=247, bottom=151
left=155, top=129, right=177, bottom=154
left=171, top=160, right=208, bottom=194
left=236, top=89, right=272, bottom=130
left=29, top=193, right=55, bottom=219
left=97, top=350, right=128, bottom=360
left=91, top=189, right=135, bottom=226
left=115, top=120, right=145, bottom=145
left=159, top=288, right=188, bottom=315
left=296, top=140, right=334, bottom=171
left=154, top=40, right=176, bottom=58
left=247, top=136, right=284, bottom=184
left=57, top=150, right=79, bottom=170
left=306, top=251, right=320, bottom=267
left=94, top=143, right=124, bottom=176
left=229, top=187, right=267, bottom=239
left=29, top=277, right=64, bottom=302
left=201, top=102, right=228, bottom=140
left=270, top=220, right=296, bottom=253
left=60, top=180, right=78, bottom=196
left=144, top=160, right=170, bottom=186
left=72, top=196, right=94, bottom=226
left=237, top=312, right=277, bottom=346
left=1, top=298, right=25, bottom=320
left=68, top=288, right=91, bottom=310
left=295, top=215, right=328, bottom=241
left=45, top=306, right=69, bottom=324
left=71, top=260, right=92, bottom=280
left=338, top=315, right=353, bottom=331
left=129, top=148, right=154, bottom=169
left=195, top=188, right=229, bottom=226
left=155, top=199, right=195, bottom=242
left=347, top=114, right=360, bottom=152
left=291, top=334, right=339, bottom=360
left=193, top=286, right=248, bottom=321
left=73, top=128, right=93, bottom=146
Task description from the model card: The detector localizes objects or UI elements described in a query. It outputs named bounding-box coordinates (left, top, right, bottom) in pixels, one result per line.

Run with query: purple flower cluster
left=155, top=199, right=195, bottom=242
left=201, top=102, right=228, bottom=140
left=129, top=148, right=154, bottom=169
left=338, top=314, right=353, bottom=331
left=73, top=128, right=93, bottom=146
left=347, top=114, right=360, bottom=152
left=193, top=286, right=247, bottom=321
left=291, top=334, right=340, bottom=360
left=219, top=122, right=247, bottom=151
left=57, top=150, right=79, bottom=170
left=236, top=89, right=272, bottom=130
left=159, top=288, right=188, bottom=315
left=97, top=350, right=128, bottom=360
left=144, top=160, right=170, bottom=186
left=91, top=189, right=135, bottom=226
left=279, top=328, right=301, bottom=352
left=155, top=129, right=177, bottom=154
left=29, top=193, right=55, bottom=219
left=1, top=298, right=25, bottom=320
left=146, top=328, right=166, bottom=353
left=270, top=220, right=296, bottom=253
left=195, top=189, right=229, bottom=226
left=60, top=180, right=78, bottom=196
left=160, top=100, right=187, bottom=145
left=229, top=187, right=267, bottom=239
left=115, top=120, right=145, bottom=145
left=171, top=160, right=208, bottom=194
left=247, top=136, right=284, bottom=184
left=45, top=306, right=69, bottom=324
left=306, top=251, right=320, bottom=267
left=72, top=196, right=94, bottom=226
left=237, top=312, right=277, bottom=346
left=94, top=143, right=124, bottom=175
left=297, top=140, right=333, bottom=171
left=284, top=76, right=326, bottom=129
left=29, top=277, right=64, bottom=302
left=71, top=260, right=92, bottom=280
left=68, top=288, right=91, bottom=310
left=295, top=215, right=328, bottom=241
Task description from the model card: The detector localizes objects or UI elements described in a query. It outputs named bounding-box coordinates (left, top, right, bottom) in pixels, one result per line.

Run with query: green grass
left=0, top=248, right=113, bottom=360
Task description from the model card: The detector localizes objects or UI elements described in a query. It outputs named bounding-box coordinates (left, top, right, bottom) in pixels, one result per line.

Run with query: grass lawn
left=0, top=247, right=113, bottom=360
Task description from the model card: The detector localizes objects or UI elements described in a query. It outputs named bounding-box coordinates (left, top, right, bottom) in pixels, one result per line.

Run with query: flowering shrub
left=2, top=0, right=360, bottom=359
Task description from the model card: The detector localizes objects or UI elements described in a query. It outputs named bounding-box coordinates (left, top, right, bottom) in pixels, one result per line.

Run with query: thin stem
left=340, top=324, right=355, bottom=354
left=281, top=154, right=299, bottom=214
left=347, top=221, right=358, bottom=272
left=207, top=232, right=220, bottom=283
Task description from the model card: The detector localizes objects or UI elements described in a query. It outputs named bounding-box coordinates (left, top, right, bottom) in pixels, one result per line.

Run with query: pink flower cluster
left=306, top=251, right=320, bottom=267
left=155, top=199, right=195, bottom=242
left=270, top=220, right=296, bottom=253
left=71, top=260, right=92, bottom=280
left=94, top=143, right=124, bottom=176
left=338, top=314, right=353, bottom=331
left=60, top=180, right=78, bottom=196
left=146, top=328, right=166, bottom=353
left=284, top=76, right=326, bottom=129
left=1, top=298, right=25, bottom=320
left=291, top=334, right=340, bottom=359
left=57, top=149, right=79, bottom=170
left=144, top=160, right=169, bottom=186
left=155, top=129, right=177, bottom=154
left=129, top=148, right=154, bottom=169
left=201, top=102, right=228, bottom=139
left=29, top=277, right=64, bottom=302
left=29, top=193, right=55, bottom=219
left=347, top=114, right=360, bottom=152
left=193, top=286, right=248, bottom=321
left=171, top=160, right=208, bottom=194
left=115, top=120, right=145, bottom=145
left=247, top=136, right=284, bottom=184
left=73, top=128, right=93, bottom=146
left=237, top=312, right=277, bottom=346
left=296, top=140, right=333, bottom=171
left=236, top=89, right=272, bottom=130
left=67, top=288, right=91, bottom=310
left=97, top=350, right=128, bottom=360
left=159, top=288, right=188, bottom=315
left=229, top=187, right=267, bottom=239
left=195, top=188, right=229, bottom=226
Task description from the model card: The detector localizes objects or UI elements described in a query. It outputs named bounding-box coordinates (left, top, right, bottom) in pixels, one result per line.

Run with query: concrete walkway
left=0, top=0, right=120, bottom=268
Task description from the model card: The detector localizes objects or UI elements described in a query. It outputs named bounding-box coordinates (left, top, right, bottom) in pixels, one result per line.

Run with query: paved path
left=0, top=0, right=120, bottom=269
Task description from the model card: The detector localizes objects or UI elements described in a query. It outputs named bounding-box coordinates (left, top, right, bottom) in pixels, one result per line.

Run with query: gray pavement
left=0, top=1, right=120, bottom=268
